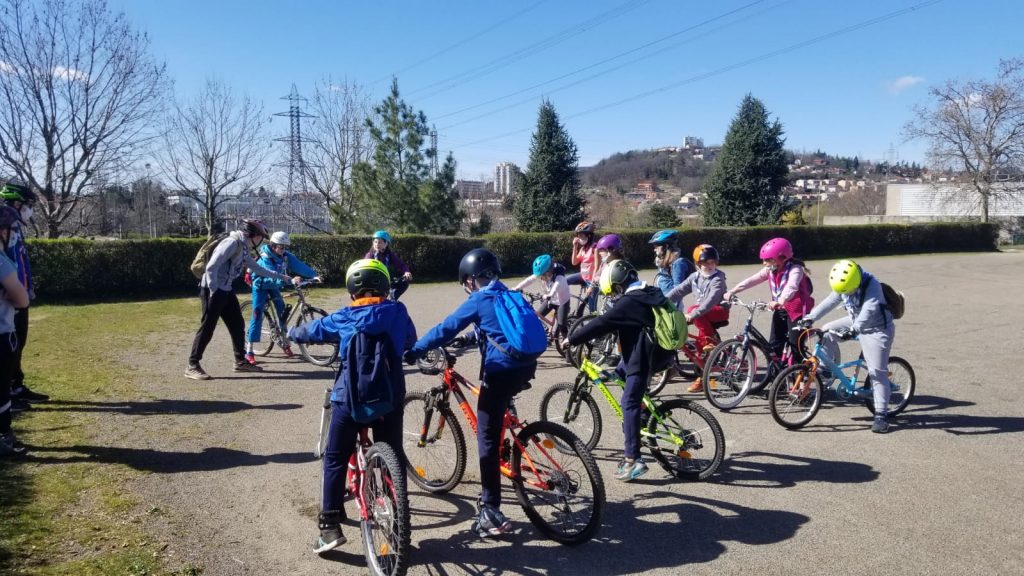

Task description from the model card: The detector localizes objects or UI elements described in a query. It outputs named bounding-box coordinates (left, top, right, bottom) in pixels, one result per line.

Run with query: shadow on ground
left=34, top=399, right=303, bottom=415
left=24, top=445, right=314, bottom=473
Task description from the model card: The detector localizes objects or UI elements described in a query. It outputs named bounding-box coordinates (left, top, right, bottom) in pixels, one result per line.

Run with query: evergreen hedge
left=26, top=222, right=996, bottom=301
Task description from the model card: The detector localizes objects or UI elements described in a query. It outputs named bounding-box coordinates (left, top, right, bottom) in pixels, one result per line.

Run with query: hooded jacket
left=252, top=244, right=317, bottom=291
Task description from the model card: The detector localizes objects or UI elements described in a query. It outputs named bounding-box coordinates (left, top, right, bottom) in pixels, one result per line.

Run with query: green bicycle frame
left=577, top=357, right=685, bottom=445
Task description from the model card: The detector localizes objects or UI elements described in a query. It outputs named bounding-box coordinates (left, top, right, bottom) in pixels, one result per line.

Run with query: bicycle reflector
left=541, top=438, right=556, bottom=449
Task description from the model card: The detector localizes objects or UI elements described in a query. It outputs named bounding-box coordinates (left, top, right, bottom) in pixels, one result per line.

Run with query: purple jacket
left=365, top=248, right=410, bottom=279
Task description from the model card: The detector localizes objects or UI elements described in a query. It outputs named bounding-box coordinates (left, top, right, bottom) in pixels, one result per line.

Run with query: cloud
left=0, top=60, right=14, bottom=74
left=53, top=65, right=89, bottom=82
left=887, top=75, right=925, bottom=95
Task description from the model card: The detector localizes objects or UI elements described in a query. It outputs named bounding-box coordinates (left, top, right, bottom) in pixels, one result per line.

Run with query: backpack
left=486, top=290, right=547, bottom=360
left=190, top=232, right=231, bottom=279
left=650, top=300, right=688, bottom=351
left=880, top=282, right=905, bottom=320
left=343, top=331, right=397, bottom=424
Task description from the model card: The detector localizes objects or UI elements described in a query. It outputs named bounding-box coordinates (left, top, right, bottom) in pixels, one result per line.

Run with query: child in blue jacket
left=405, top=248, right=537, bottom=538
left=288, top=259, right=417, bottom=554
left=245, top=231, right=318, bottom=363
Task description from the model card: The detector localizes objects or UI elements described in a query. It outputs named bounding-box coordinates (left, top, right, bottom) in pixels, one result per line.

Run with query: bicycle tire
left=415, top=348, right=447, bottom=375
left=567, top=314, right=618, bottom=368
left=401, top=392, right=467, bottom=494
left=647, top=351, right=700, bottom=396
left=239, top=300, right=276, bottom=356
left=361, top=442, right=411, bottom=576
left=702, top=339, right=757, bottom=410
left=538, top=380, right=602, bottom=452
left=863, top=356, right=916, bottom=417
left=644, top=398, right=725, bottom=481
left=768, top=364, right=824, bottom=429
left=511, top=420, right=605, bottom=546
left=294, top=306, right=339, bottom=366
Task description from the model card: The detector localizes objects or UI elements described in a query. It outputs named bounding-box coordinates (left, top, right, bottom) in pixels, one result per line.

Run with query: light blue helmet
left=648, top=229, right=679, bottom=246
left=532, top=254, right=553, bottom=276
left=372, top=230, right=392, bottom=243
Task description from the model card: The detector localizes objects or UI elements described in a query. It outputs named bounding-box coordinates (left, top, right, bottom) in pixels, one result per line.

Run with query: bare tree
left=159, top=80, right=270, bottom=236
left=0, top=0, right=170, bottom=237
left=295, top=78, right=373, bottom=232
left=904, top=58, right=1024, bottom=223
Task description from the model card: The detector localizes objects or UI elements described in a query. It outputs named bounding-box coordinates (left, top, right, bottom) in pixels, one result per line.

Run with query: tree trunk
left=982, top=193, right=989, bottom=223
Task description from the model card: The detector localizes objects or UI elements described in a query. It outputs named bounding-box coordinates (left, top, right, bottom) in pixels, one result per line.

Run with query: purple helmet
left=759, top=237, right=793, bottom=261
left=595, top=233, right=622, bottom=252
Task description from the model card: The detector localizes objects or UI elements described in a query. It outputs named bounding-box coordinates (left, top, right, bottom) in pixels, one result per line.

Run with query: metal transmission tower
left=430, top=126, right=439, bottom=178
left=274, top=84, right=318, bottom=231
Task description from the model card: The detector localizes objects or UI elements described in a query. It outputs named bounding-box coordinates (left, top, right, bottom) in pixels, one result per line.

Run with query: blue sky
left=117, top=0, right=1022, bottom=180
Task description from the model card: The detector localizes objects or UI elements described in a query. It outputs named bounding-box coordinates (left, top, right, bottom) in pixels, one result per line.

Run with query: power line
left=450, top=0, right=945, bottom=151
left=407, top=0, right=651, bottom=99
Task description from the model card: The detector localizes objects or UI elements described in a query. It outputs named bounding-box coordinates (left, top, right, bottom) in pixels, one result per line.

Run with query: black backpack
left=342, top=331, right=397, bottom=423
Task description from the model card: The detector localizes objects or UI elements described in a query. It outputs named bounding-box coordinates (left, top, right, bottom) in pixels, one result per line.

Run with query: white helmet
left=270, top=231, right=291, bottom=246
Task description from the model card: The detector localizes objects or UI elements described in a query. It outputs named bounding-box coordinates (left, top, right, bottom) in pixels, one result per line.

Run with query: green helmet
left=1, top=183, right=37, bottom=205
left=346, top=259, right=391, bottom=297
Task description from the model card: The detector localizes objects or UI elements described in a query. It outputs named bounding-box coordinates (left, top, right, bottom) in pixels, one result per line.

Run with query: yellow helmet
left=829, top=259, right=862, bottom=294
left=346, top=259, right=390, bottom=296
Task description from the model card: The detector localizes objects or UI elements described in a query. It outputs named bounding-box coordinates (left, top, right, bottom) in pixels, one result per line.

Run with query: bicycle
left=699, top=296, right=802, bottom=411
left=520, top=290, right=585, bottom=357
left=768, top=328, right=916, bottom=429
left=647, top=315, right=730, bottom=396
left=402, top=349, right=605, bottom=545
left=313, top=387, right=410, bottom=576
left=240, top=278, right=339, bottom=366
left=565, top=294, right=620, bottom=367
left=539, top=355, right=726, bottom=481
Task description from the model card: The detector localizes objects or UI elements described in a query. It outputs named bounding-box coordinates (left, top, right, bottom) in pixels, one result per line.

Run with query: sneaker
left=871, top=416, right=890, bottom=434
left=10, top=398, right=31, bottom=413
left=12, top=384, right=49, bottom=403
left=0, top=431, right=28, bottom=458
left=471, top=503, right=513, bottom=538
left=312, top=525, right=346, bottom=553
left=233, top=361, right=263, bottom=373
left=686, top=379, right=704, bottom=393
left=184, top=365, right=212, bottom=380
left=614, top=458, right=649, bottom=482
left=282, top=345, right=295, bottom=358
left=244, top=352, right=257, bottom=365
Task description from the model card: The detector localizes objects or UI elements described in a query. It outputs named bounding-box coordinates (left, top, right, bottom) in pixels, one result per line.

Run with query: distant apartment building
left=455, top=179, right=487, bottom=199
left=630, top=180, right=659, bottom=201
left=683, top=136, right=704, bottom=149
left=494, top=161, right=518, bottom=196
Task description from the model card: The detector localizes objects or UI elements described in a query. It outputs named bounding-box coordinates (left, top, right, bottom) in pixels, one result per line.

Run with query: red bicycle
left=402, top=350, right=605, bottom=545
left=647, top=316, right=730, bottom=396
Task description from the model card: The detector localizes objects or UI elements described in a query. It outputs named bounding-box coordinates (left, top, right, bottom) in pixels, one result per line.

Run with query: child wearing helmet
left=245, top=231, right=320, bottom=364
left=366, top=230, right=412, bottom=300
left=186, top=219, right=295, bottom=380
left=1, top=182, right=44, bottom=406
left=664, top=244, right=730, bottom=392
left=513, top=254, right=571, bottom=342
left=0, top=206, right=30, bottom=458
left=724, top=237, right=814, bottom=362
left=648, top=229, right=694, bottom=298
left=567, top=221, right=601, bottom=313
left=405, top=248, right=540, bottom=538
left=566, top=260, right=675, bottom=482
left=288, top=259, right=417, bottom=553
left=800, top=260, right=896, bottom=434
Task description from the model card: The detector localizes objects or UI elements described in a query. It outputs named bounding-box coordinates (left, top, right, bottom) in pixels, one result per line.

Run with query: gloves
left=795, top=318, right=814, bottom=330
left=403, top=350, right=420, bottom=365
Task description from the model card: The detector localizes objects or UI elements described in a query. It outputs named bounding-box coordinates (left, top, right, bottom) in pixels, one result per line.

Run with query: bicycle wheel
left=768, top=364, right=824, bottom=429
left=293, top=306, right=339, bottom=366
left=314, top=388, right=332, bottom=459
left=644, top=398, right=725, bottom=481
left=538, top=379, right=602, bottom=452
left=415, top=347, right=447, bottom=375
left=361, top=442, right=411, bottom=576
left=401, top=392, right=466, bottom=493
left=511, top=420, right=605, bottom=546
left=864, top=356, right=916, bottom=417
left=239, top=300, right=276, bottom=356
left=702, top=339, right=757, bottom=410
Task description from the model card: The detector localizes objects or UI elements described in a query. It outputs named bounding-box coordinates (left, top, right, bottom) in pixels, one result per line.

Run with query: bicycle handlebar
left=727, top=295, right=770, bottom=312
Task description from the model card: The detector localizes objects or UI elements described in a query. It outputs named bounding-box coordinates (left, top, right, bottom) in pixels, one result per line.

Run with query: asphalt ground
left=121, top=251, right=1023, bottom=575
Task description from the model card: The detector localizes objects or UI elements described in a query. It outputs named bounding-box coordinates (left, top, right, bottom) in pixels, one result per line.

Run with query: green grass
left=0, top=297, right=203, bottom=575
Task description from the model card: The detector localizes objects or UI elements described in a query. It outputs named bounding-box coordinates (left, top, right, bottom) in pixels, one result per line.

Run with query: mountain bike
left=520, top=290, right=586, bottom=357
left=768, top=328, right=916, bottom=429
left=565, top=295, right=620, bottom=367
left=647, top=315, right=730, bottom=396
left=698, top=296, right=802, bottom=410
left=240, top=278, right=339, bottom=366
left=313, top=387, right=410, bottom=576
left=539, top=355, right=726, bottom=481
left=402, top=350, right=605, bottom=545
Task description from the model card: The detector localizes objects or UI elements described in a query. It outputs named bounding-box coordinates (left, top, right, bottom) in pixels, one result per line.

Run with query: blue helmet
left=648, top=229, right=678, bottom=246
left=372, top=230, right=392, bottom=243
left=532, top=254, right=553, bottom=276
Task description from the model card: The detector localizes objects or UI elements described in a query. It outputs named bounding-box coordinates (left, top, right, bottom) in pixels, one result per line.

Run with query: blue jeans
left=565, top=273, right=598, bottom=313
left=247, top=287, right=286, bottom=343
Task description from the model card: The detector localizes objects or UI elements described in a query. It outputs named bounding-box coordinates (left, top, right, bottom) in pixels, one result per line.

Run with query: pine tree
left=513, top=101, right=585, bottom=231
left=702, top=94, right=789, bottom=226
left=418, top=152, right=464, bottom=235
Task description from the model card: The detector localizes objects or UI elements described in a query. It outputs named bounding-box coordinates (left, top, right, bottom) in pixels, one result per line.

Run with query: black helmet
left=598, top=259, right=638, bottom=295
left=241, top=218, right=269, bottom=238
left=1, top=183, right=37, bottom=205
left=0, top=206, right=19, bottom=229
left=346, top=259, right=390, bottom=297
left=458, top=248, right=501, bottom=285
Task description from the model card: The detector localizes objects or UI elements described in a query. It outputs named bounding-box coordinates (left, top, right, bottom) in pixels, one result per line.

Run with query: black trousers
left=0, top=332, right=17, bottom=433
left=189, top=288, right=246, bottom=366
left=11, top=307, right=27, bottom=388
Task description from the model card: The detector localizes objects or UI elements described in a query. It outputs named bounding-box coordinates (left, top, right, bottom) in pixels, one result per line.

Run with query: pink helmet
left=759, top=237, right=793, bottom=261
left=595, top=233, right=622, bottom=252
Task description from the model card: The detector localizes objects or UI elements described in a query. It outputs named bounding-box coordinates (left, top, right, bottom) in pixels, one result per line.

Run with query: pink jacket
left=732, top=262, right=814, bottom=320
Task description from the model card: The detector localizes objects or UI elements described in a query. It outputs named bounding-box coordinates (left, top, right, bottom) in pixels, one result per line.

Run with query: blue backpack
left=485, top=290, right=547, bottom=360
left=342, top=330, right=397, bottom=423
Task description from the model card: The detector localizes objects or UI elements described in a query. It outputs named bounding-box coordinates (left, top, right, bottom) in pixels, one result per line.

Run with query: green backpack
left=189, top=232, right=231, bottom=279
left=650, top=300, right=688, bottom=351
